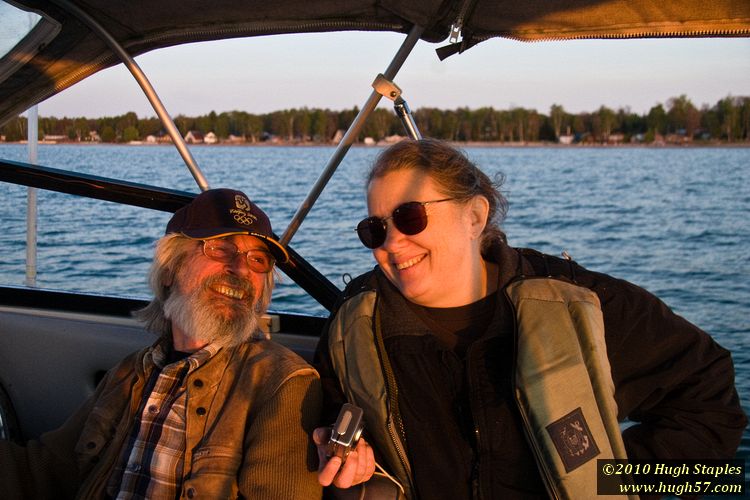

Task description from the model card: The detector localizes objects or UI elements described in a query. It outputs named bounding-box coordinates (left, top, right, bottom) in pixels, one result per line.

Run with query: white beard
left=164, top=274, right=260, bottom=349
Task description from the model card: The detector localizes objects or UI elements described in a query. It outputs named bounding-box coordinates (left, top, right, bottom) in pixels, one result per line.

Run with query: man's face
left=165, top=234, right=272, bottom=349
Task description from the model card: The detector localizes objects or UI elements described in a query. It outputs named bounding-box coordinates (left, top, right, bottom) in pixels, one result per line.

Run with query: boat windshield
left=0, top=2, right=39, bottom=55
left=0, top=1, right=60, bottom=83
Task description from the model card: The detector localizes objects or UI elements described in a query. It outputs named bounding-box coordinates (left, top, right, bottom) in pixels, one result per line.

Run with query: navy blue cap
left=166, top=188, right=289, bottom=263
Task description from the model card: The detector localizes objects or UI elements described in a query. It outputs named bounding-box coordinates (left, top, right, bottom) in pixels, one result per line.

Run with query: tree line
left=1, top=94, right=748, bottom=144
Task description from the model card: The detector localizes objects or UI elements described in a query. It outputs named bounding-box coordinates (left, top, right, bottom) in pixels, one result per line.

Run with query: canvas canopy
left=0, top=0, right=748, bottom=125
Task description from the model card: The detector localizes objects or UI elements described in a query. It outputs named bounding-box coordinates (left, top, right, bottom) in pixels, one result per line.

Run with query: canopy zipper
left=476, top=26, right=750, bottom=43
left=449, top=0, right=477, bottom=43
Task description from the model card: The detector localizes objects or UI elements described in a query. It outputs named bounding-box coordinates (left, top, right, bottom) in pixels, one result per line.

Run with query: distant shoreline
left=4, top=140, right=749, bottom=148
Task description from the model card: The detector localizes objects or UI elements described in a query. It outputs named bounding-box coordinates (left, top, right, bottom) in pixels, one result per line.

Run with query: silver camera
left=326, top=403, right=364, bottom=463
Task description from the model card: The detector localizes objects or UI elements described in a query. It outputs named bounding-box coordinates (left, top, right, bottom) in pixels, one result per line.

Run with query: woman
left=314, top=139, right=745, bottom=499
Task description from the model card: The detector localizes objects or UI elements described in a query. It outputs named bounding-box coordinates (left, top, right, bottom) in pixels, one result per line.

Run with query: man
left=0, top=188, right=322, bottom=499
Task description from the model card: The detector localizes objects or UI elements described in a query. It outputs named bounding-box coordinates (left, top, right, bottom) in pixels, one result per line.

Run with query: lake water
left=1, top=143, right=748, bottom=481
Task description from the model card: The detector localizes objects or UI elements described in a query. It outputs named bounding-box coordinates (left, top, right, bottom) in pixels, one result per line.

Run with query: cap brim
left=180, top=229, right=290, bottom=264
left=249, top=233, right=290, bottom=264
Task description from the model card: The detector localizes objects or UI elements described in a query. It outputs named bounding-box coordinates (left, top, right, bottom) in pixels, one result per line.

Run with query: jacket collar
left=483, top=240, right=529, bottom=291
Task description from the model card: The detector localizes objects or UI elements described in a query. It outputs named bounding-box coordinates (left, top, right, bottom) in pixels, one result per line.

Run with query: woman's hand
left=313, top=427, right=376, bottom=488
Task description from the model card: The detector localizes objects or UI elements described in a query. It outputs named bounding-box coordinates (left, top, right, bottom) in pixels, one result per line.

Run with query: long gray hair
left=368, top=139, right=509, bottom=252
left=134, top=233, right=274, bottom=337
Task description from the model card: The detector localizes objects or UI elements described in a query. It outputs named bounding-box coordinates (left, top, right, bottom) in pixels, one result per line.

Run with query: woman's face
left=367, top=168, right=488, bottom=308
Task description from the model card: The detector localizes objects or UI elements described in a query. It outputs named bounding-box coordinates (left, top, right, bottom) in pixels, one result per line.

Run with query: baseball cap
left=166, top=188, right=289, bottom=263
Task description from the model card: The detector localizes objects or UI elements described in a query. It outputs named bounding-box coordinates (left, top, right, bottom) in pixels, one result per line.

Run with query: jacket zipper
left=465, top=344, right=483, bottom=499
left=373, top=306, right=414, bottom=495
left=387, top=415, right=410, bottom=485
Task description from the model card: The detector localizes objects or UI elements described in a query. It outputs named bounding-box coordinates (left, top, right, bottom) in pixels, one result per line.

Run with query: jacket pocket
left=184, top=445, right=241, bottom=498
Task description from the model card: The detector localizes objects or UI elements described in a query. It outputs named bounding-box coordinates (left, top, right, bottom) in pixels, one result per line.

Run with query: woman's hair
left=134, top=233, right=274, bottom=336
left=368, top=138, right=508, bottom=251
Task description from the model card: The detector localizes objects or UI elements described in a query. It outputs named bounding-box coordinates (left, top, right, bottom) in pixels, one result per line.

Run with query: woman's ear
left=467, top=195, right=490, bottom=239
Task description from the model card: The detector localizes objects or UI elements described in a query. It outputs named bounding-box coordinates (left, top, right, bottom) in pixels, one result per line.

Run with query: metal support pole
left=372, top=73, right=422, bottom=140
left=280, top=25, right=425, bottom=246
left=393, top=98, right=421, bottom=140
left=51, top=0, right=210, bottom=191
left=26, top=105, right=38, bottom=286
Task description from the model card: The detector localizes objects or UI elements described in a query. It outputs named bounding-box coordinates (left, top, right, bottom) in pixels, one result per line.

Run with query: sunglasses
left=202, top=239, right=275, bottom=273
left=355, top=198, right=454, bottom=249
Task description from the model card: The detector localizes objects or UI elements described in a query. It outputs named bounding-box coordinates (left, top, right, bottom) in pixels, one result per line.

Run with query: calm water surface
left=1, top=144, right=748, bottom=482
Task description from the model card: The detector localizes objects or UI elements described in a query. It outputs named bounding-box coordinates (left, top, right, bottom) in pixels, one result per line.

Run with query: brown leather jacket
left=0, top=339, right=322, bottom=499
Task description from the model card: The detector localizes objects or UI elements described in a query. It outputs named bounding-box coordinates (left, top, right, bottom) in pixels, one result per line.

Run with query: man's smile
left=211, top=283, right=247, bottom=300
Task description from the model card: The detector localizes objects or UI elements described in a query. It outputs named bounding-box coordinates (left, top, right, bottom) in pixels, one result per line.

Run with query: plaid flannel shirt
left=106, top=341, right=219, bottom=499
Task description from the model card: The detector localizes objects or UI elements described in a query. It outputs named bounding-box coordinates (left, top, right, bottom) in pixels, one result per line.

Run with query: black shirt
left=377, top=273, right=546, bottom=500
left=409, top=292, right=496, bottom=358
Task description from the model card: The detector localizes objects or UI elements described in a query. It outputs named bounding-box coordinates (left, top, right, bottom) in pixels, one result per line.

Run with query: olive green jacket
left=325, top=276, right=631, bottom=499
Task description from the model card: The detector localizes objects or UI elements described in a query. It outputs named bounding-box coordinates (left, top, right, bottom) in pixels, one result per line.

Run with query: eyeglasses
left=355, top=198, right=454, bottom=249
left=202, top=239, right=275, bottom=273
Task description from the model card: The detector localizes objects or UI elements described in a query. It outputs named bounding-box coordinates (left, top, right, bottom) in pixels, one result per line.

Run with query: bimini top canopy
left=0, top=0, right=748, bottom=125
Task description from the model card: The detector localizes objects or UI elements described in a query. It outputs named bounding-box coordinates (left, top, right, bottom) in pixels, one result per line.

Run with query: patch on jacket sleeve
left=546, top=407, right=600, bottom=472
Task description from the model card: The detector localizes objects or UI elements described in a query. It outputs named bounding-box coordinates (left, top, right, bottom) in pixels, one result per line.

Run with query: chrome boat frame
left=0, top=0, right=747, bottom=442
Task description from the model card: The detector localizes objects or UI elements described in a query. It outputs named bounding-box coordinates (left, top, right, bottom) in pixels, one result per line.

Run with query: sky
left=38, top=31, right=750, bottom=118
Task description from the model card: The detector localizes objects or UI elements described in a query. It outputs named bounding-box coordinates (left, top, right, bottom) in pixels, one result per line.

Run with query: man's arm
left=239, top=372, right=323, bottom=499
left=0, top=368, right=116, bottom=500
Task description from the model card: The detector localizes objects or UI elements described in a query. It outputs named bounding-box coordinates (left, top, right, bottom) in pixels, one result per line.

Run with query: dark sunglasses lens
left=356, top=217, right=386, bottom=249
left=393, top=202, right=428, bottom=235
